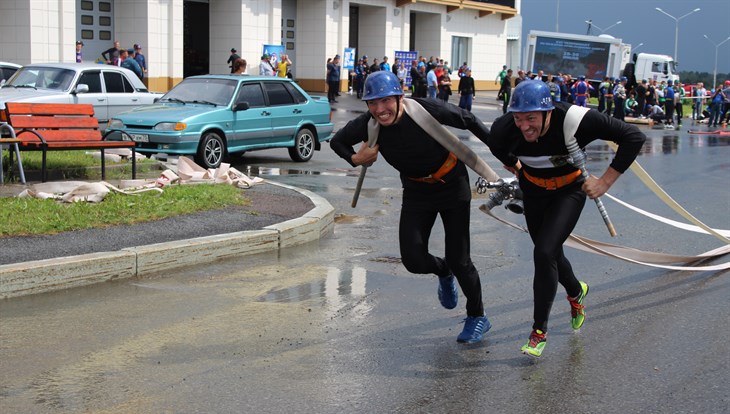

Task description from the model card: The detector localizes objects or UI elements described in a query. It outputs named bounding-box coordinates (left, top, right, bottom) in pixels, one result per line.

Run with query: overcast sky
left=519, top=0, right=730, bottom=74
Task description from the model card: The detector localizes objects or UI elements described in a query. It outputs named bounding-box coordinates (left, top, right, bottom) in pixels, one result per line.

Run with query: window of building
left=81, top=1, right=93, bottom=11
left=81, top=15, right=93, bottom=25
left=99, top=2, right=111, bottom=12
left=99, top=16, right=111, bottom=26
left=451, top=36, right=471, bottom=71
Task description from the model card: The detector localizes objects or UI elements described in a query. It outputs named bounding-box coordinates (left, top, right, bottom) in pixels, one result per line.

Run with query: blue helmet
left=508, top=80, right=554, bottom=113
left=579, top=75, right=586, bottom=81
left=362, top=71, right=403, bottom=101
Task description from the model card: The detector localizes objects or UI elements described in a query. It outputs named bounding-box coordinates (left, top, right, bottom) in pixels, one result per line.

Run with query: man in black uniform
left=330, top=71, right=493, bottom=343
left=227, top=48, right=241, bottom=73
left=488, top=80, right=646, bottom=357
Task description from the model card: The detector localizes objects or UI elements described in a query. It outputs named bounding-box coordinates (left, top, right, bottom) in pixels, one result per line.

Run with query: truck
left=524, top=30, right=678, bottom=90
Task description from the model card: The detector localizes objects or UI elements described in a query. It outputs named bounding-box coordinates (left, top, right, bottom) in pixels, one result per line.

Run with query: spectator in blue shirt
left=121, top=49, right=143, bottom=79
left=133, top=44, right=147, bottom=80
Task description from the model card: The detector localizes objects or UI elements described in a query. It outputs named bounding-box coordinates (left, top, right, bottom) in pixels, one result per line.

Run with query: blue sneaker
left=437, top=275, right=458, bottom=309
left=457, top=315, right=491, bottom=343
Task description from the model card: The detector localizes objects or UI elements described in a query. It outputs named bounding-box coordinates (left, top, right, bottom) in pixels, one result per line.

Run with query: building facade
left=0, top=0, right=520, bottom=92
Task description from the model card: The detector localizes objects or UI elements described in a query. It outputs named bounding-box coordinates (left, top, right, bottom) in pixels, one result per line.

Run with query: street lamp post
left=633, top=43, right=644, bottom=53
left=703, top=35, right=730, bottom=90
left=655, top=7, right=701, bottom=64
left=584, top=20, right=622, bottom=36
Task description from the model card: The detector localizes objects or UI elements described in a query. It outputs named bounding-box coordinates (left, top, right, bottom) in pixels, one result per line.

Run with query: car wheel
left=196, top=131, right=226, bottom=169
left=288, top=127, right=315, bottom=162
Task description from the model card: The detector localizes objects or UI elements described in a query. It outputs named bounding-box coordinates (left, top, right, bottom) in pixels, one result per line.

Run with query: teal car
left=107, top=75, right=333, bottom=168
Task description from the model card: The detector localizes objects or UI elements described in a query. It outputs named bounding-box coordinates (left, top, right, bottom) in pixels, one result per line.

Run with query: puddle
left=239, top=165, right=351, bottom=177
left=256, top=265, right=369, bottom=304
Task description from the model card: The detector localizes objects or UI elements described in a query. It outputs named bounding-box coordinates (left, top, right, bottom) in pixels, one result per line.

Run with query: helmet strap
left=540, top=110, right=550, bottom=136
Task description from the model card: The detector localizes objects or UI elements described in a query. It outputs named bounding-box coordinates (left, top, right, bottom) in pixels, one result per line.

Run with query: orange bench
left=3, top=102, right=137, bottom=182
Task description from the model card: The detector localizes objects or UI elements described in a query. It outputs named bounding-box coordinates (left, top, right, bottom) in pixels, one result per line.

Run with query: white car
left=0, top=63, right=162, bottom=126
left=0, top=61, right=21, bottom=84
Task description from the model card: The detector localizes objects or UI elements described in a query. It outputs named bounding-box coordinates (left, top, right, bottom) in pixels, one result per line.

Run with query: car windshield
left=6, top=67, right=76, bottom=91
left=160, top=78, right=237, bottom=106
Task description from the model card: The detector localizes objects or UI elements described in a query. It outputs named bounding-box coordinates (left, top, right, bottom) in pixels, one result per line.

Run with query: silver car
left=0, top=61, right=21, bottom=84
left=0, top=62, right=162, bottom=126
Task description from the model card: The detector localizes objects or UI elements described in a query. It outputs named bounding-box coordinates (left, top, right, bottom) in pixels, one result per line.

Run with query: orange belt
left=522, top=169, right=581, bottom=190
left=409, top=152, right=457, bottom=184
left=577, top=93, right=588, bottom=97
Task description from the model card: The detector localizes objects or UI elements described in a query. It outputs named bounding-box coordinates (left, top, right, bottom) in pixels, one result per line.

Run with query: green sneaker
left=568, top=281, right=589, bottom=330
left=521, top=329, right=547, bottom=357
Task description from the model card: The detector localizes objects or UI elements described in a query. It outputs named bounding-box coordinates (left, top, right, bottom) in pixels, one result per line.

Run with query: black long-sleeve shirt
left=330, top=98, right=491, bottom=180
left=458, top=76, right=475, bottom=95
left=488, top=101, right=646, bottom=195
left=101, top=46, right=119, bottom=63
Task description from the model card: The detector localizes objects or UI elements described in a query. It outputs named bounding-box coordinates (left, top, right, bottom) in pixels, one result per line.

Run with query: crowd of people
left=75, top=39, right=147, bottom=81
left=226, top=48, right=293, bottom=79
left=497, top=67, right=730, bottom=129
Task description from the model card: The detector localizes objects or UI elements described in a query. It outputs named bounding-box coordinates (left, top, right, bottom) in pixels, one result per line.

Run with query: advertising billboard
left=532, top=36, right=611, bottom=80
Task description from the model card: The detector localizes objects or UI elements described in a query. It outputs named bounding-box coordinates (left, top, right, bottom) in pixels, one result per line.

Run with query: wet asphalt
left=1, top=91, right=728, bottom=413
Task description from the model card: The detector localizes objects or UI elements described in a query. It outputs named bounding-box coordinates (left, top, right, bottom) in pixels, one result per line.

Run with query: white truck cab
left=632, top=53, right=679, bottom=83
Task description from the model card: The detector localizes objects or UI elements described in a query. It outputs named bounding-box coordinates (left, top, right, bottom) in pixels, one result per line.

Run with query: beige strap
left=606, top=141, right=730, bottom=245
left=365, top=98, right=499, bottom=182
left=401, top=98, right=500, bottom=181
left=480, top=204, right=730, bottom=271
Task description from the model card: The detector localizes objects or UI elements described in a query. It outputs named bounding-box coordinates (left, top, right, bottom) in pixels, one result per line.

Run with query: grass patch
left=1, top=184, right=250, bottom=237
left=2, top=150, right=159, bottom=182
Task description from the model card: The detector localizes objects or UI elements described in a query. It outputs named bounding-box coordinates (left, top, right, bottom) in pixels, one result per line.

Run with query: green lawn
left=0, top=183, right=250, bottom=237
left=2, top=150, right=158, bottom=183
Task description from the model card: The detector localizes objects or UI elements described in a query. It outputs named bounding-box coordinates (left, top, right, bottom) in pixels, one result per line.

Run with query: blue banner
left=343, top=48, right=356, bottom=70
left=394, top=50, right=418, bottom=87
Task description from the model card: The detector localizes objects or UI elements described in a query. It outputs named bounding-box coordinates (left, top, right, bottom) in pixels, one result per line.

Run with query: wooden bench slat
left=17, top=129, right=102, bottom=142
left=5, top=102, right=95, bottom=116
left=21, top=142, right=136, bottom=149
left=9, top=115, right=99, bottom=130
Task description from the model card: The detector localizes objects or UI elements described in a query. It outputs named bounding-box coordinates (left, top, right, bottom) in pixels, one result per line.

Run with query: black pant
left=327, top=81, right=339, bottom=102
left=502, top=90, right=511, bottom=114
left=399, top=173, right=484, bottom=317
left=637, top=96, right=646, bottom=116
left=613, top=98, right=625, bottom=121
left=665, top=101, right=675, bottom=124
left=523, top=184, right=586, bottom=332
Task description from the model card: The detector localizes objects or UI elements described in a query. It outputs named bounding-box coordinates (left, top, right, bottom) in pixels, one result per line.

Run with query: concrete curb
left=0, top=181, right=334, bottom=299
